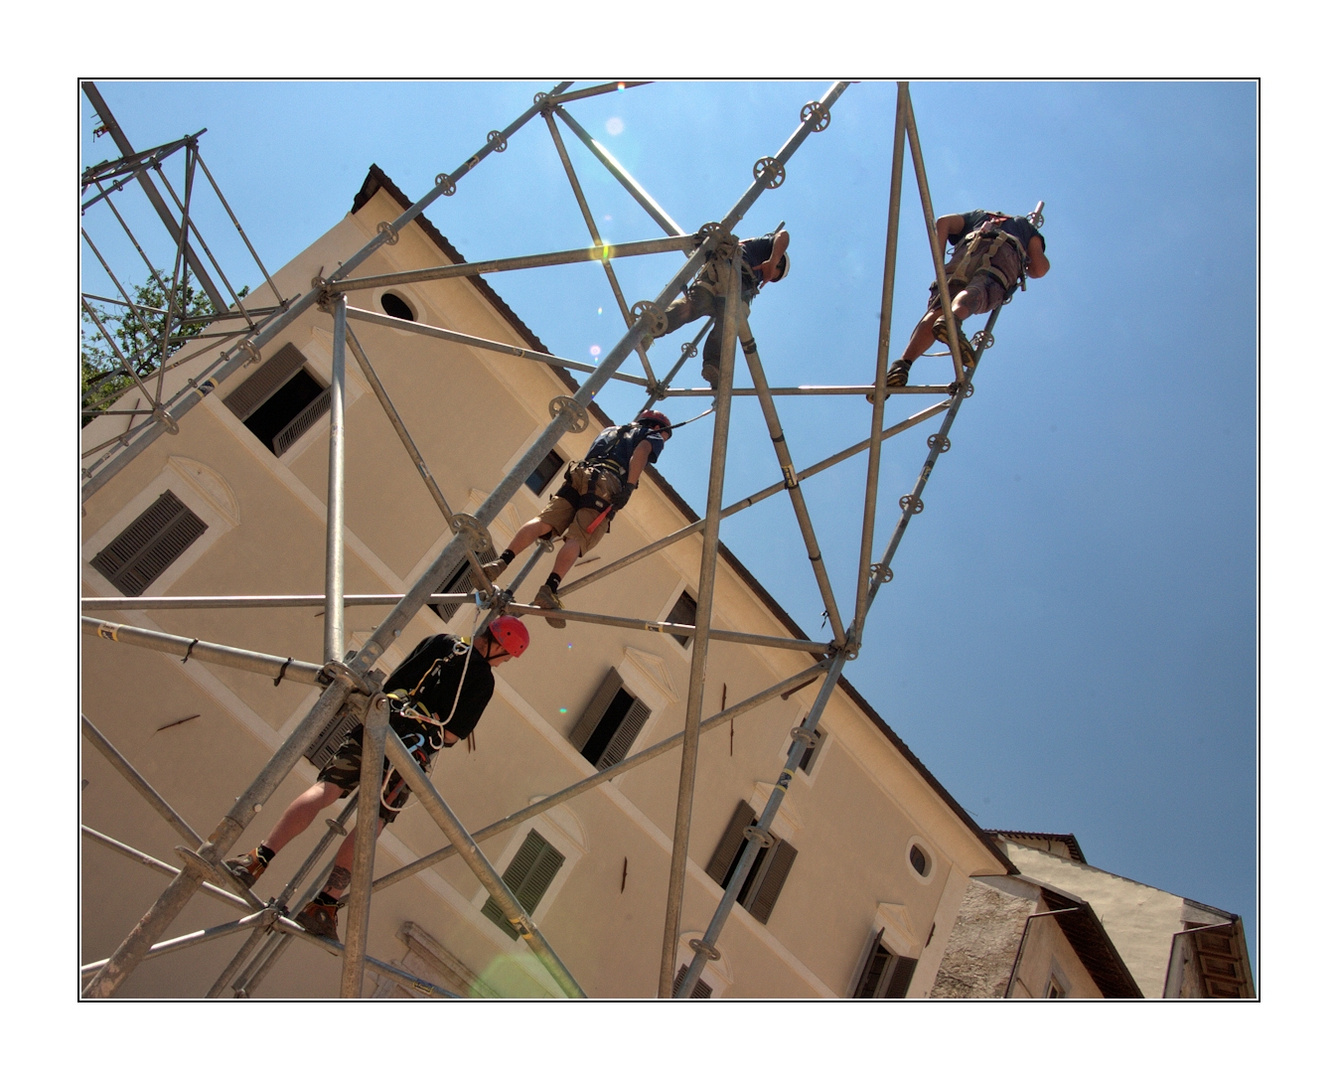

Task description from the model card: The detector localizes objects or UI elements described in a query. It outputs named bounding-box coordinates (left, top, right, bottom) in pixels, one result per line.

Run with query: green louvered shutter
left=482, top=830, right=565, bottom=940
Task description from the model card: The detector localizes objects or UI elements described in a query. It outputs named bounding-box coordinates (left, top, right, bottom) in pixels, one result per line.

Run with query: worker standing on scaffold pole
left=223, top=617, right=530, bottom=941
left=871, top=208, right=1049, bottom=398
left=646, top=228, right=790, bottom=390
left=480, top=410, right=673, bottom=628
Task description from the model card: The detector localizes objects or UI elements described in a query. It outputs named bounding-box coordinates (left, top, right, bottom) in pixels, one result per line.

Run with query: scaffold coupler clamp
left=742, top=825, right=775, bottom=849
left=508, top=911, right=538, bottom=940
left=871, top=562, right=894, bottom=586
left=549, top=395, right=590, bottom=433
left=631, top=300, right=668, bottom=340
left=318, top=660, right=377, bottom=697
left=790, top=727, right=819, bottom=749
left=689, top=938, right=722, bottom=961
left=450, top=512, right=493, bottom=555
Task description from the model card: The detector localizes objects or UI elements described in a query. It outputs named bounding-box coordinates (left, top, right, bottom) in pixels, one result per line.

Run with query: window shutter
left=91, top=490, right=207, bottom=596
left=432, top=540, right=498, bottom=624
left=303, top=703, right=362, bottom=770
left=595, top=697, right=651, bottom=769
left=853, top=928, right=886, bottom=998
left=705, top=801, right=755, bottom=886
left=223, top=342, right=308, bottom=420
left=886, top=954, right=918, bottom=998
left=673, top=964, right=714, bottom=998
left=568, top=668, right=624, bottom=754
left=271, top=385, right=332, bottom=455
left=748, top=838, right=796, bottom=925
left=482, top=829, right=565, bottom=940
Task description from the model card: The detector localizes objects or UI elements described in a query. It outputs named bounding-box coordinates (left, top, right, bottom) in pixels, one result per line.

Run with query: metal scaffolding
left=79, top=79, right=1040, bottom=998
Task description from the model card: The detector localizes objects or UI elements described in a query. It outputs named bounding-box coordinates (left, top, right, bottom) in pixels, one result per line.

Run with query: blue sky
left=79, top=80, right=1258, bottom=985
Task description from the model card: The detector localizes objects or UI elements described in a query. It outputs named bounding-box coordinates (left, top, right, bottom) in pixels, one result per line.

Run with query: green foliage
left=81, top=272, right=246, bottom=420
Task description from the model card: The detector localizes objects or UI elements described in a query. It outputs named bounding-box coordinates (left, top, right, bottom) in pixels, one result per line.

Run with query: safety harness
left=381, top=633, right=477, bottom=812
left=949, top=216, right=1032, bottom=297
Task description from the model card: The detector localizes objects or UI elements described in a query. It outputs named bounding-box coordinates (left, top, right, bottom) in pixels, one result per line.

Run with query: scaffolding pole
left=657, top=254, right=742, bottom=997
left=735, top=315, right=846, bottom=646
left=853, top=84, right=909, bottom=641
left=79, top=80, right=1025, bottom=1002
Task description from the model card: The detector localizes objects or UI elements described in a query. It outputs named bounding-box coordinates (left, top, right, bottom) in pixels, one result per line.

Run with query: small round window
left=909, top=843, right=931, bottom=878
left=380, top=292, right=416, bottom=321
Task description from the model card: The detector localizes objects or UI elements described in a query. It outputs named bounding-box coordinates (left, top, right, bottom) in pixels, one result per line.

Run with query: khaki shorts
left=928, top=239, right=1023, bottom=316
left=536, top=464, right=621, bottom=555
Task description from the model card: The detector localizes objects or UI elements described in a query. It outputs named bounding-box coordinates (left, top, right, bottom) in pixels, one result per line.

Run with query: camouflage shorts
left=317, top=722, right=433, bottom=824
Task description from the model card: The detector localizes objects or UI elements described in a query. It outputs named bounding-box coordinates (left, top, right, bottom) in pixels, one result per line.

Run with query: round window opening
left=380, top=292, right=416, bottom=321
left=909, top=844, right=931, bottom=878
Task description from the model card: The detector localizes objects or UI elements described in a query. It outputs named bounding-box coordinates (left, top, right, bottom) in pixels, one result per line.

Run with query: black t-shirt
left=383, top=634, right=497, bottom=745
left=739, top=233, right=779, bottom=300
left=950, top=210, right=1045, bottom=254
left=583, top=423, right=666, bottom=474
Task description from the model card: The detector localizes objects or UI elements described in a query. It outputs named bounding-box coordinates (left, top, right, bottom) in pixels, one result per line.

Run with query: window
left=568, top=668, right=652, bottom=769
left=431, top=540, right=498, bottom=624
left=704, top=800, right=798, bottom=925
left=90, top=490, right=207, bottom=596
left=798, top=725, right=825, bottom=774
left=853, top=930, right=917, bottom=998
left=380, top=292, right=416, bottom=321
left=303, top=699, right=364, bottom=771
left=909, top=843, right=932, bottom=878
left=525, top=450, right=565, bottom=496
left=482, top=830, right=565, bottom=940
left=223, top=341, right=331, bottom=456
left=665, top=590, right=697, bottom=647
left=673, top=964, right=714, bottom=998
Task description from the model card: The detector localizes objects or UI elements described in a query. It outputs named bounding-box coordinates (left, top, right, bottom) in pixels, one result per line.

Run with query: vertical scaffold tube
left=657, top=255, right=743, bottom=997
left=324, top=294, right=348, bottom=663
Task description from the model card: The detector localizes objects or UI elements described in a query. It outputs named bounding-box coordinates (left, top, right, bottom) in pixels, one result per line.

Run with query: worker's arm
left=935, top=214, right=966, bottom=257
left=1026, top=236, right=1049, bottom=278
left=756, top=229, right=790, bottom=282
left=625, top=439, right=654, bottom=486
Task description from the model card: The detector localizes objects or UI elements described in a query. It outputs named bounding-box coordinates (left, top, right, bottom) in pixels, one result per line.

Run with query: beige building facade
left=81, top=167, right=1019, bottom=998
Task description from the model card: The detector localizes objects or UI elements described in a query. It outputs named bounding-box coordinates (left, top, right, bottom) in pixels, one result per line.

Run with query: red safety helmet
left=637, top=410, right=672, bottom=438
left=488, top=615, right=530, bottom=658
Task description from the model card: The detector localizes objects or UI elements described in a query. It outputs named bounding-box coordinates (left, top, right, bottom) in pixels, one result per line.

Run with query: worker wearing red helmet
left=224, top=616, right=529, bottom=941
left=481, top=411, right=673, bottom=628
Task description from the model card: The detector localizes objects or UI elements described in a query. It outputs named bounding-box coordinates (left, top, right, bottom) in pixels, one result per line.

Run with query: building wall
left=997, top=839, right=1227, bottom=997
left=81, top=182, right=1009, bottom=997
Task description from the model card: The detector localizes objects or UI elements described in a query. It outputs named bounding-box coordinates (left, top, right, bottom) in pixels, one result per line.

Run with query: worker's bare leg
left=260, top=781, right=343, bottom=855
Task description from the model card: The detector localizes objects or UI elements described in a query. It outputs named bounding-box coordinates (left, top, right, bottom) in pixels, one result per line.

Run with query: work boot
left=533, top=583, right=567, bottom=629
left=701, top=361, right=720, bottom=391
left=224, top=848, right=269, bottom=890
left=866, top=359, right=913, bottom=403
left=477, top=557, right=508, bottom=583
left=295, top=899, right=340, bottom=941
left=932, top=317, right=977, bottom=368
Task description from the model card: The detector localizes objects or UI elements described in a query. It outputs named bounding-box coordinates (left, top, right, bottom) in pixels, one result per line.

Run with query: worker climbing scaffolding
left=224, top=618, right=529, bottom=942
left=869, top=205, right=1049, bottom=399
left=644, top=227, right=790, bottom=390
left=480, top=410, right=673, bottom=628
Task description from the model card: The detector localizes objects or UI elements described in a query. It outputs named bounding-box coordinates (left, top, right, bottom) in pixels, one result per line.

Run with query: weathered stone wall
left=928, top=878, right=1034, bottom=998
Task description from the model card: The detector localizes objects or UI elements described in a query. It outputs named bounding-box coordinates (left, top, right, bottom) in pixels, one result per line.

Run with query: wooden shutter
left=595, top=697, right=651, bottom=769
left=887, top=954, right=918, bottom=998
left=673, top=964, right=714, bottom=998
left=568, top=668, right=624, bottom=754
left=482, top=829, right=566, bottom=940
left=853, top=928, right=887, bottom=998
left=223, top=342, right=307, bottom=420
left=432, top=540, right=498, bottom=623
left=748, top=838, right=797, bottom=925
left=705, top=800, right=755, bottom=886
left=90, top=490, right=207, bottom=596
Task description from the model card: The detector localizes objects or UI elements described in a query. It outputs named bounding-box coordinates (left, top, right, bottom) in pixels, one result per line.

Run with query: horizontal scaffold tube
left=80, top=617, right=326, bottom=684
